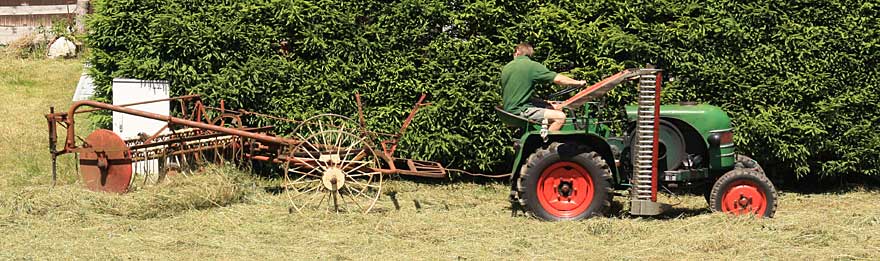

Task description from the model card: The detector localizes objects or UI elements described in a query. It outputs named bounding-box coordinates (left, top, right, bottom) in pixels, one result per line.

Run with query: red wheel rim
left=79, top=129, right=133, bottom=193
left=721, top=180, right=768, bottom=217
left=536, top=161, right=594, bottom=218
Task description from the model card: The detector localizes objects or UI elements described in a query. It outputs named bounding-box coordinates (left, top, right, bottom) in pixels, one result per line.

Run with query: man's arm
left=549, top=74, right=587, bottom=110
left=553, top=74, right=587, bottom=87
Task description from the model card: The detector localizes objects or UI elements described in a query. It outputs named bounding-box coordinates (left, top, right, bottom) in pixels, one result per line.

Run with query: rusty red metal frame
left=560, top=69, right=640, bottom=109
left=651, top=71, right=662, bottom=202
left=45, top=94, right=445, bottom=186
left=58, top=100, right=295, bottom=151
left=380, top=94, right=429, bottom=158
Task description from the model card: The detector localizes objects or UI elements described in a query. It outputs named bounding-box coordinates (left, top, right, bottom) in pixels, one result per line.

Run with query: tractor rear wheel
left=709, top=169, right=777, bottom=217
left=515, top=142, right=612, bottom=221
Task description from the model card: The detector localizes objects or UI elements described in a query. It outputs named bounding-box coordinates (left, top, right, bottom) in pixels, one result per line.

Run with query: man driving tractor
left=500, top=43, right=589, bottom=131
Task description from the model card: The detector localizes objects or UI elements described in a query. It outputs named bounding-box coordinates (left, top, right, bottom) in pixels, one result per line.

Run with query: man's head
left=513, top=43, right=534, bottom=58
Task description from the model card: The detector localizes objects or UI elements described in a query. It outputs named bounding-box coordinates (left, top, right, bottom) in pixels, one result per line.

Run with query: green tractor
left=496, top=68, right=777, bottom=221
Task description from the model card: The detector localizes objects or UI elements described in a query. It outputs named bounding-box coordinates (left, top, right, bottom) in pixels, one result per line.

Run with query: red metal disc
left=79, top=129, right=133, bottom=193
left=536, top=161, right=595, bottom=218
left=720, top=180, right=768, bottom=217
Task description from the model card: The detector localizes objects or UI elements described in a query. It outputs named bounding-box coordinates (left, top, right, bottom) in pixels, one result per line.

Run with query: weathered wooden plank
left=0, top=1, right=75, bottom=7
left=0, top=4, right=78, bottom=16
left=0, top=13, right=71, bottom=27
left=0, top=1, right=88, bottom=44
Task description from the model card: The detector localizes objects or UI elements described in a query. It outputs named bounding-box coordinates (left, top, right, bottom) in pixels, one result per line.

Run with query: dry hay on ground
left=0, top=165, right=257, bottom=220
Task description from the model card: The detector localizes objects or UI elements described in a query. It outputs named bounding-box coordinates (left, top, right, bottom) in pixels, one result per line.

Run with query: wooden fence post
left=75, top=0, right=88, bottom=33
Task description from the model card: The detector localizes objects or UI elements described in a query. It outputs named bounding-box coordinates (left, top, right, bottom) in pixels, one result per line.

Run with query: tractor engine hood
left=625, top=103, right=732, bottom=142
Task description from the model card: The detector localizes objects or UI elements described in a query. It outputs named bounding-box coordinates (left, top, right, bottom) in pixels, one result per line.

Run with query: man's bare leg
left=544, top=109, right=566, bottom=131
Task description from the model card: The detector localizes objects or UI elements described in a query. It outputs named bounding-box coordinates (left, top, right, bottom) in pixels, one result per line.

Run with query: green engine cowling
left=625, top=103, right=736, bottom=178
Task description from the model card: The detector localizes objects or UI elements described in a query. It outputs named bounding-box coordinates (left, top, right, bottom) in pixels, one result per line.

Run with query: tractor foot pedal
left=629, top=200, right=671, bottom=216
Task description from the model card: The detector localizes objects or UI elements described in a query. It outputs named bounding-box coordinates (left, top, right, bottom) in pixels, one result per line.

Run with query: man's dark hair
left=515, top=43, right=534, bottom=56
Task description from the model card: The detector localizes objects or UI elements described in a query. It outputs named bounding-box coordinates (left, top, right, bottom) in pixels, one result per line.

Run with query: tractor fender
left=660, top=116, right=733, bottom=175
left=625, top=117, right=708, bottom=169
left=510, top=132, right=620, bottom=190
left=661, top=117, right=709, bottom=152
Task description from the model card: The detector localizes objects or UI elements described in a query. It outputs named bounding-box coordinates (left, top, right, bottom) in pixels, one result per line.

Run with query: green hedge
left=87, top=0, right=880, bottom=177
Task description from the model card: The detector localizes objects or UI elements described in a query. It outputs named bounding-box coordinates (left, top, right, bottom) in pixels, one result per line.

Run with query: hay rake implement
left=45, top=94, right=445, bottom=213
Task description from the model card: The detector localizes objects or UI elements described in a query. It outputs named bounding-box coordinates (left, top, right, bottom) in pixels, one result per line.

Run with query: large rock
left=47, top=37, right=77, bottom=59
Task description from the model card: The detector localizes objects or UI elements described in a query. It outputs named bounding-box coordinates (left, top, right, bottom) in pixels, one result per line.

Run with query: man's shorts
left=521, top=107, right=551, bottom=122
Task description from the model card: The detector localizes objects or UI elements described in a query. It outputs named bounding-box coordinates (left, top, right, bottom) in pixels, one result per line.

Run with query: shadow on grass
left=505, top=205, right=713, bottom=221
left=776, top=173, right=880, bottom=194
left=233, top=161, right=880, bottom=221
left=502, top=194, right=715, bottom=221
left=260, top=172, right=502, bottom=195
left=658, top=207, right=712, bottom=219
left=264, top=186, right=286, bottom=195
left=606, top=198, right=713, bottom=220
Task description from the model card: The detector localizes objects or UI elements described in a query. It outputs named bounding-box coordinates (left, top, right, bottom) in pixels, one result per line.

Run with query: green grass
left=0, top=53, right=84, bottom=188
left=1, top=54, right=879, bottom=260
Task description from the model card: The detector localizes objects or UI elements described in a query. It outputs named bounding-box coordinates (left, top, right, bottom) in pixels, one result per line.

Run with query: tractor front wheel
left=709, top=169, right=778, bottom=217
left=515, top=142, right=612, bottom=221
left=705, top=154, right=766, bottom=204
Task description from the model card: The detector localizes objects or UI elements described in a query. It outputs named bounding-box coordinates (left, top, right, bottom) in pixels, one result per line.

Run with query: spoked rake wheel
left=283, top=130, right=382, bottom=213
left=292, top=114, right=363, bottom=140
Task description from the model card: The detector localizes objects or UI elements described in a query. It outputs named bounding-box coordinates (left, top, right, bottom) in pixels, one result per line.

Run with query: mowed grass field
left=1, top=55, right=879, bottom=260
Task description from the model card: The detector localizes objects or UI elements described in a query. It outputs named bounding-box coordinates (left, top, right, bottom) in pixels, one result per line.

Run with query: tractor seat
left=494, top=105, right=540, bottom=130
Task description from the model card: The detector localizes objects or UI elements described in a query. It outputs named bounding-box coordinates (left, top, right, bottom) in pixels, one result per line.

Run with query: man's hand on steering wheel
left=547, top=80, right=589, bottom=101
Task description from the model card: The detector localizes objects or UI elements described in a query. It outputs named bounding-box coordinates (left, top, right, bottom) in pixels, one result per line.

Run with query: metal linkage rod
left=62, top=100, right=298, bottom=152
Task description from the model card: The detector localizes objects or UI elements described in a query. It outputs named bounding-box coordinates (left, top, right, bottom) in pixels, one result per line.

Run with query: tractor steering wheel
left=547, top=85, right=581, bottom=101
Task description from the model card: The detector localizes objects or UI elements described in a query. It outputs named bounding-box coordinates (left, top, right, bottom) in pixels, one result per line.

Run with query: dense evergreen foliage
left=87, top=0, right=880, bottom=177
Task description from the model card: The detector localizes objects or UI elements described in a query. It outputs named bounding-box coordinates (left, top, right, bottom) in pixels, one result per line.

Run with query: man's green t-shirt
left=500, top=56, right=558, bottom=114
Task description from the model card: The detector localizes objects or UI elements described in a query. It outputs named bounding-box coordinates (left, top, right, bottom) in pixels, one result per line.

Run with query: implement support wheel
left=515, top=142, right=612, bottom=221
left=79, top=129, right=133, bottom=193
left=704, top=154, right=766, bottom=204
